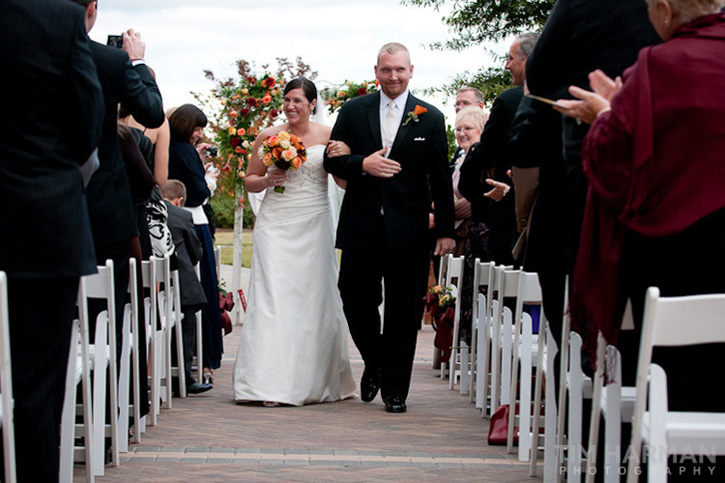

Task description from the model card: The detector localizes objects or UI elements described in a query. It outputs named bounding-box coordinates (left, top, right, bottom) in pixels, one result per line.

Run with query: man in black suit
left=324, top=42, right=455, bottom=413
left=72, top=1, right=164, bottom=418
left=458, top=33, right=539, bottom=266
left=0, top=0, right=103, bottom=479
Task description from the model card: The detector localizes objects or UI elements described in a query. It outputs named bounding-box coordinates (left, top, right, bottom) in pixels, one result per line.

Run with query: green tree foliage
left=405, top=0, right=555, bottom=104
left=403, top=0, right=554, bottom=48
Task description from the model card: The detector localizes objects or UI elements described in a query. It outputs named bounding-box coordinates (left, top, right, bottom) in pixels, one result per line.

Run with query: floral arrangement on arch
left=321, top=79, right=378, bottom=114
left=210, top=73, right=285, bottom=206
left=424, top=285, right=457, bottom=361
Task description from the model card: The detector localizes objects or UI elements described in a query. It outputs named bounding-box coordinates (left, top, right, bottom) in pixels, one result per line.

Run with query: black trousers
left=338, top=221, right=429, bottom=401
left=1, top=276, right=78, bottom=482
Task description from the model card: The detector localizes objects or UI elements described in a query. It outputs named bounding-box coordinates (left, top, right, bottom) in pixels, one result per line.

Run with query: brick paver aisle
left=75, top=266, right=542, bottom=482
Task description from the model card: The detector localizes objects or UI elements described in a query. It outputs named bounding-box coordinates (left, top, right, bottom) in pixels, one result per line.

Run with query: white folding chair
left=627, top=288, right=725, bottom=483
left=549, top=329, right=592, bottom=483
left=529, top=319, right=560, bottom=482
left=169, top=268, right=187, bottom=397
left=441, top=254, right=466, bottom=391
left=153, top=254, right=185, bottom=405
left=192, top=263, right=204, bottom=385
left=83, top=260, right=120, bottom=475
left=59, top=277, right=94, bottom=483
left=0, top=272, right=17, bottom=483
left=116, top=258, right=141, bottom=450
left=489, top=267, right=521, bottom=416
left=140, top=259, right=160, bottom=426
left=507, top=272, right=546, bottom=460
left=471, top=259, right=495, bottom=407
left=585, top=303, right=637, bottom=483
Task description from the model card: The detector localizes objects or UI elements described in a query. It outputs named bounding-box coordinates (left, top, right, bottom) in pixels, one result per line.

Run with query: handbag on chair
left=488, top=403, right=519, bottom=445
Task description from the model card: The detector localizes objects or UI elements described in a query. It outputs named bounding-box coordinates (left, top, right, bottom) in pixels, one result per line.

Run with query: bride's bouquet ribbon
left=261, top=130, right=307, bottom=193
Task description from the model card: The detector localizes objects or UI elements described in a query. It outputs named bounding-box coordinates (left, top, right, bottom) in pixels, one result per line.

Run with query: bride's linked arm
left=244, top=130, right=288, bottom=193
left=326, top=140, right=351, bottom=189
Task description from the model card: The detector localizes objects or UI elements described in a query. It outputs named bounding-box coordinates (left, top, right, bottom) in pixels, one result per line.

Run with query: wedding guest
left=160, top=180, right=212, bottom=395
left=0, top=0, right=103, bottom=478
left=167, top=104, right=223, bottom=383
left=459, top=33, right=539, bottom=267
left=558, top=0, right=725, bottom=408
left=558, top=1, right=725, bottom=478
left=526, top=0, right=660, bottom=276
left=450, top=86, right=486, bottom=161
left=324, top=42, right=456, bottom=413
left=71, top=0, right=164, bottom=365
left=447, top=106, right=487, bottom=350
left=233, top=77, right=356, bottom=407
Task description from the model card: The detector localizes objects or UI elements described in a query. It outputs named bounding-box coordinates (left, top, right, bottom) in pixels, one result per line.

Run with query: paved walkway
left=74, top=265, right=543, bottom=482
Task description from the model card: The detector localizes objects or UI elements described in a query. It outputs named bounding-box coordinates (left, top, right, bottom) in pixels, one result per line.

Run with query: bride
left=233, top=77, right=357, bottom=406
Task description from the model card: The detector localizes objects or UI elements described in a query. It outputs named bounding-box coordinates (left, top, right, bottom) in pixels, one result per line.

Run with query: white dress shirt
left=380, top=90, right=408, bottom=156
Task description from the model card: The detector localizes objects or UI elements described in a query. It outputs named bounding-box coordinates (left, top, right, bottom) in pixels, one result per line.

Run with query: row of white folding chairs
left=532, top=281, right=725, bottom=482
left=60, top=254, right=190, bottom=481
left=573, top=289, right=725, bottom=483
left=437, top=255, right=557, bottom=469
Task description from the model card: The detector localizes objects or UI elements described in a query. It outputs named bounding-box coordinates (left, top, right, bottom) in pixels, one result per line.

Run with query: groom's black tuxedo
left=324, top=91, right=454, bottom=402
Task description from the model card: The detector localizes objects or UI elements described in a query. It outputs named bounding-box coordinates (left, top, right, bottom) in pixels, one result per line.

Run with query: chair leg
left=175, top=315, right=187, bottom=398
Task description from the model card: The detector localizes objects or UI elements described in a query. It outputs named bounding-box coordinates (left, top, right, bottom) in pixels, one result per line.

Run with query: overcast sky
left=92, top=0, right=509, bottom=125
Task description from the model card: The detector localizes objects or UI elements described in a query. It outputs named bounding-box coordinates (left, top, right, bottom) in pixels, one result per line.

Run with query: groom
left=324, top=42, right=455, bottom=413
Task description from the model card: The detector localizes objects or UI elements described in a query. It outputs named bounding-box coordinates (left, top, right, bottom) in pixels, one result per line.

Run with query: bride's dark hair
left=284, top=77, right=318, bottom=114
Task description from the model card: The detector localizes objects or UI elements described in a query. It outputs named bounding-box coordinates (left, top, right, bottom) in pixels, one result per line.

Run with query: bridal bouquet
left=424, top=285, right=457, bottom=361
left=261, top=130, right=306, bottom=193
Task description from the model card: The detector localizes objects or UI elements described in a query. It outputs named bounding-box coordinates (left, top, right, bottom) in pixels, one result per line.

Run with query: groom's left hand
left=433, top=237, right=456, bottom=256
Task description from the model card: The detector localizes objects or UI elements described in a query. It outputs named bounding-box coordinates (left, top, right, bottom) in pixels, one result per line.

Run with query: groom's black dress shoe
left=360, top=368, right=380, bottom=402
left=187, top=382, right=213, bottom=394
left=384, top=395, right=407, bottom=413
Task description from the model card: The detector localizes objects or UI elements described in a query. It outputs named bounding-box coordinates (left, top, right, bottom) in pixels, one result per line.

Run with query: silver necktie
left=382, top=100, right=397, bottom=148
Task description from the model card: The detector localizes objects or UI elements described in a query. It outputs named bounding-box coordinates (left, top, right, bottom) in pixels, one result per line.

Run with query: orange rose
left=234, top=146, right=243, bottom=153
left=229, top=111, right=238, bottom=118
left=262, top=95, right=271, bottom=104
left=262, top=153, right=273, bottom=165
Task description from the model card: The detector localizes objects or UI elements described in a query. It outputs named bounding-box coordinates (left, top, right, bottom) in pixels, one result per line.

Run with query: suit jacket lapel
left=390, top=94, right=417, bottom=155
left=366, top=91, right=383, bottom=149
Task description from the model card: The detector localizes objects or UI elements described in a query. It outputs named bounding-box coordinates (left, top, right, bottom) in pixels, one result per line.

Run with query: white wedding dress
left=233, top=144, right=357, bottom=406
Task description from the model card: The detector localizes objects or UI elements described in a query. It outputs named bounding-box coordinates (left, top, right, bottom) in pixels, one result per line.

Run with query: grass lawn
left=213, top=228, right=252, bottom=268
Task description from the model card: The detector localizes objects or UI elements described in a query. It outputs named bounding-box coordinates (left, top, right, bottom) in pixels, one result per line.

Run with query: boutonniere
left=402, top=105, right=428, bottom=126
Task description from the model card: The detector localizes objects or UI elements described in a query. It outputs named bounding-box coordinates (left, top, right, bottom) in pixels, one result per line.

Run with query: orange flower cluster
left=321, top=80, right=378, bottom=114
left=261, top=130, right=307, bottom=193
left=209, top=73, right=285, bottom=204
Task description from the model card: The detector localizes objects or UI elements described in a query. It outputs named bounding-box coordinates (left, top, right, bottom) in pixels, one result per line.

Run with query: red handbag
left=487, top=404, right=519, bottom=445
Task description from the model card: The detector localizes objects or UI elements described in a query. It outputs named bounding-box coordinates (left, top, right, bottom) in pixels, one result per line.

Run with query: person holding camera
left=167, top=104, right=224, bottom=383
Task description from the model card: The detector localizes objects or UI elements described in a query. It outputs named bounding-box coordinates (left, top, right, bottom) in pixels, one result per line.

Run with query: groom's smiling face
left=375, top=51, right=414, bottom=100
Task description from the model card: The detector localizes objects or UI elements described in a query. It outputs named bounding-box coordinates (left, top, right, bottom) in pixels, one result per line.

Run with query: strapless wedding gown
left=233, top=144, right=357, bottom=406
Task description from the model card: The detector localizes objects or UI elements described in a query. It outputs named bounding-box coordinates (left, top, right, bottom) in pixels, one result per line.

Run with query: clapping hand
left=362, top=148, right=401, bottom=178
left=553, top=69, right=619, bottom=124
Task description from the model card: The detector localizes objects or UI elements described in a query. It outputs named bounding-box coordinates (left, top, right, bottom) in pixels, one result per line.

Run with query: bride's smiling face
left=283, top=88, right=315, bottom=123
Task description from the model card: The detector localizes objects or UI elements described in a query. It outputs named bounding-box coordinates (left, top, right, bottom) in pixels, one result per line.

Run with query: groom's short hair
left=377, top=42, right=411, bottom=66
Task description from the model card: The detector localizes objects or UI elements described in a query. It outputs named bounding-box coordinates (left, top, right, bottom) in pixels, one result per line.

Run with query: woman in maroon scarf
left=555, top=0, right=725, bottom=415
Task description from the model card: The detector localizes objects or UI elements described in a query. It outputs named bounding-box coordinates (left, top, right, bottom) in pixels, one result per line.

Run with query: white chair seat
left=642, top=411, right=725, bottom=452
